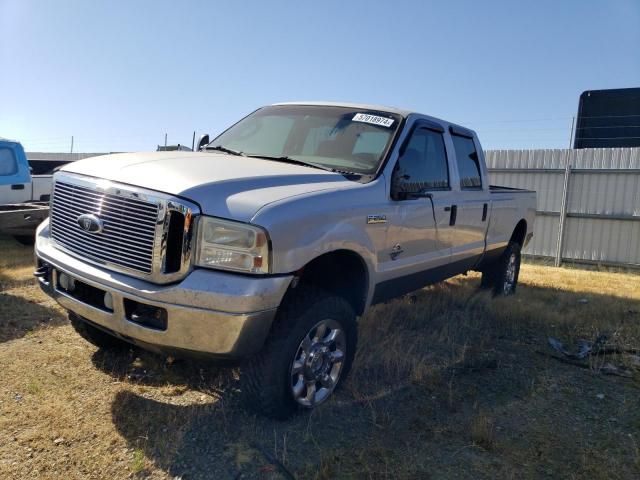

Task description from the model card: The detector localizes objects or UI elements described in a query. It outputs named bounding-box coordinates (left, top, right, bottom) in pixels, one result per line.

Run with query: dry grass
left=471, top=412, right=496, bottom=451
left=0, top=237, right=66, bottom=343
left=1, top=234, right=639, bottom=479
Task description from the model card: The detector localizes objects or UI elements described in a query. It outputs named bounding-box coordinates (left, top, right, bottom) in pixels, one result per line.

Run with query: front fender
left=253, top=179, right=389, bottom=308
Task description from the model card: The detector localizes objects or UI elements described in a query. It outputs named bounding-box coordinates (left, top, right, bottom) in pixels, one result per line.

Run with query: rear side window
left=0, top=148, right=18, bottom=176
left=393, top=127, right=449, bottom=194
left=451, top=134, right=482, bottom=189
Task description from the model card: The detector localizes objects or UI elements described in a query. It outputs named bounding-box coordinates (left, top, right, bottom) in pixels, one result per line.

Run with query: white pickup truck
left=35, top=102, right=536, bottom=418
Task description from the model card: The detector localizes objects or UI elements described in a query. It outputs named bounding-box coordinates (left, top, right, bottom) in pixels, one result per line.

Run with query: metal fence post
left=555, top=151, right=572, bottom=267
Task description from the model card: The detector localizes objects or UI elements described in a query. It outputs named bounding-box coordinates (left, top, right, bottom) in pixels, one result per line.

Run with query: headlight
left=196, top=217, right=270, bottom=274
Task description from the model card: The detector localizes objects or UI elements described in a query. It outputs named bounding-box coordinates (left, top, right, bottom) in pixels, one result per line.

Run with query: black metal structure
left=574, top=88, right=640, bottom=149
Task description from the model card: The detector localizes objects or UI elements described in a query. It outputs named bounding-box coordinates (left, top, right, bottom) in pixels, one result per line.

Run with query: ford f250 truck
left=34, top=102, right=536, bottom=418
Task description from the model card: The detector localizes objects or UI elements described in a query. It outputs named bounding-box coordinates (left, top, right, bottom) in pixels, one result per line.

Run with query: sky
left=0, top=0, right=639, bottom=153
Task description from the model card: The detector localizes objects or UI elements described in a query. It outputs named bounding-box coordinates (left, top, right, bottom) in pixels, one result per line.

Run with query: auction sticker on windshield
left=352, top=113, right=395, bottom=128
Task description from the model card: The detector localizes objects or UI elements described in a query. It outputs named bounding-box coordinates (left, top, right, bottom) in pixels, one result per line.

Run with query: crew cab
left=34, top=102, right=536, bottom=418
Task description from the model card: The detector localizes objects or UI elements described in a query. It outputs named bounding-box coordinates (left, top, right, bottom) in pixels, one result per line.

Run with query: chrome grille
left=51, top=181, right=160, bottom=273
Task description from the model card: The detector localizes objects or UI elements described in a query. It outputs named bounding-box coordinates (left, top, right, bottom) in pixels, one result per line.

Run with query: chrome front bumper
left=35, top=221, right=293, bottom=358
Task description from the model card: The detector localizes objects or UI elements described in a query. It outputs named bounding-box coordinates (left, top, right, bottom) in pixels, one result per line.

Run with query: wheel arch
left=289, top=249, right=370, bottom=316
left=510, top=219, right=528, bottom=247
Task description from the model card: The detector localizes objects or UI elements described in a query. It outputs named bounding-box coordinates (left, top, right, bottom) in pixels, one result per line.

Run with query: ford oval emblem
left=77, top=214, right=104, bottom=233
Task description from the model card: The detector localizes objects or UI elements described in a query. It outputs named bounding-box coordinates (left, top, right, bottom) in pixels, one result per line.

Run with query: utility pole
left=70, top=136, right=74, bottom=154
left=555, top=150, right=572, bottom=267
left=191, top=131, right=196, bottom=151
left=553, top=116, right=577, bottom=267
left=164, top=133, right=168, bottom=147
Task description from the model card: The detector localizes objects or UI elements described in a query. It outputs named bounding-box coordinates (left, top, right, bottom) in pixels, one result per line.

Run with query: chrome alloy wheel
left=290, top=319, right=346, bottom=407
left=503, top=253, right=518, bottom=294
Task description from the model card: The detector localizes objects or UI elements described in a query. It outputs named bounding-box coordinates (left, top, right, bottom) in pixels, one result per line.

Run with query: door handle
left=482, top=203, right=488, bottom=222
left=11, top=184, right=25, bottom=190
left=449, top=205, right=457, bottom=226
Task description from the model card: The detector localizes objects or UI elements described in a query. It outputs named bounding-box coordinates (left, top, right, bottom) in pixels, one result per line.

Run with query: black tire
left=69, top=313, right=129, bottom=350
left=13, top=235, right=35, bottom=246
left=480, top=241, right=521, bottom=296
left=241, top=286, right=357, bottom=419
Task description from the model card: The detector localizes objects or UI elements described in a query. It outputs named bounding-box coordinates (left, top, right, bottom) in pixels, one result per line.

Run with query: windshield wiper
left=204, top=144, right=245, bottom=156
left=244, top=154, right=346, bottom=173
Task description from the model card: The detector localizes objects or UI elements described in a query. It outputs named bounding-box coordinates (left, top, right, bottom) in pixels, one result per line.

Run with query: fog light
left=104, top=292, right=114, bottom=311
left=59, top=273, right=75, bottom=292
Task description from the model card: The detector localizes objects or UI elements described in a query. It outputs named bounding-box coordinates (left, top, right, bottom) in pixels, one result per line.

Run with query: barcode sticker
left=352, top=113, right=395, bottom=128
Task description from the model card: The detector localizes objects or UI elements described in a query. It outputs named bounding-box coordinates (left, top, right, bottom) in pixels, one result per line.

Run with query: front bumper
left=35, top=221, right=293, bottom=359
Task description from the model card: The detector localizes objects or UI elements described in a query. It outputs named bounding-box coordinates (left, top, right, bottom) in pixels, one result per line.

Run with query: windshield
left=209, top=105, right=402, bottom=175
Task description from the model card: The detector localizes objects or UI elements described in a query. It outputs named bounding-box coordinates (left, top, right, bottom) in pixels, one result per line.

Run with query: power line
left=573, top=136, right=640, bottom=140
left=470, top=113, right=640, bottom=126
left=575, top=125, right=640, bottom=130
left=478, top=127, right=572, bottom=132
left=468, top=117, right=570, bottom=125
left=575, top=113, right=640, bottom=119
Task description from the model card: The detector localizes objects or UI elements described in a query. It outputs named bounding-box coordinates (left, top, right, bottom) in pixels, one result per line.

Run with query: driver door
left=375, top=121, right=454, bottom=301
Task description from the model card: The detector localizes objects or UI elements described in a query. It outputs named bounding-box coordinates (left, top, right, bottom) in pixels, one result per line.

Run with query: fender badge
left=367, top=214, right=387, bottom=225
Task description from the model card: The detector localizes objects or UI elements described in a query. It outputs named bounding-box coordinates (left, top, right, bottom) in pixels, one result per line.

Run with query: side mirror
left=196, top=134, right=210, bottom=151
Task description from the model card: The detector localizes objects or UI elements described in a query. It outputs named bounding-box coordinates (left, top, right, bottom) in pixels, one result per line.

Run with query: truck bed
left=0, top=202, right=49, bottom=236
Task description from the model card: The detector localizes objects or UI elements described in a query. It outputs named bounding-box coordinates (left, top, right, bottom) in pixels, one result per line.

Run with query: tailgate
left=0, top=203, right=49, bottom=235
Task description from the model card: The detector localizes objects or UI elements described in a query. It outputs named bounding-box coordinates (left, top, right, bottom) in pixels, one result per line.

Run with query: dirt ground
left=1, top=235, right=639, bottom=479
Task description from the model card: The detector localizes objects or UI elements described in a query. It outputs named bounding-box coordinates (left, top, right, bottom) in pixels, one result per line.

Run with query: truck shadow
left=104, top=279, right=640, bottom=479
left=109, top=361, right=527, bottom=480
left=91, top=347, right=236, bottom=393
left=0, top=291, right=66, bottom=343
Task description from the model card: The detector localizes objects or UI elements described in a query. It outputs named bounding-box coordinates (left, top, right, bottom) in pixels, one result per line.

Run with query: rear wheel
left=241, top=286, right=357, bottom=419
left=480, top=241, right=521, bottom=296
left=69, top=313, right=129, bottom=350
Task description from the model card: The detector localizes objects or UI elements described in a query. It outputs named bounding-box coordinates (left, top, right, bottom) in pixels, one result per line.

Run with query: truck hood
left=62, top=151, right=358, bottom=222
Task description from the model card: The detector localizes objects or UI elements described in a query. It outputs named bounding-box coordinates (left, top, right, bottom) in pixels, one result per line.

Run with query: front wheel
left=241, top=286, right=357, bottom=419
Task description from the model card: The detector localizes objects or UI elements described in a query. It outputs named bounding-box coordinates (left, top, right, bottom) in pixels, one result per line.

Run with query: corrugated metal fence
left=485, top=147, right=640, bottom=268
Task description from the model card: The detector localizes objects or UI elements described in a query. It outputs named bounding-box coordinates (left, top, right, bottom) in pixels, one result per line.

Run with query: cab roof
left=272, top=101, right=413, bottom=118
left=271, top=101, right=476, bottom=138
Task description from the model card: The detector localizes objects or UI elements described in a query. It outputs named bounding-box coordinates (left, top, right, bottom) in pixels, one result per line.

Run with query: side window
left=0, top=148, right=18, bottom=176
left=451, top=134, right=482, bottom=189
left=393, top=127, right=449, bottom=195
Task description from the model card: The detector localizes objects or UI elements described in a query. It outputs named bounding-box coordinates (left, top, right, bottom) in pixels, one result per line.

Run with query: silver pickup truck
left=35, top=102, right=535, bottom=418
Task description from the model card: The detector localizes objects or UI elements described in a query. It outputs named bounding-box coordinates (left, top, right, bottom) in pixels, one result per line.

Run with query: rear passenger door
left=448, top=128, right=490, bottom=267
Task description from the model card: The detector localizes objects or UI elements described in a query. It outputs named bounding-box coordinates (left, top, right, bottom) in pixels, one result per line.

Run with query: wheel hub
left=304, top=345, right=334, bottom=380
left=306, top=345, right=331, bottom=377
